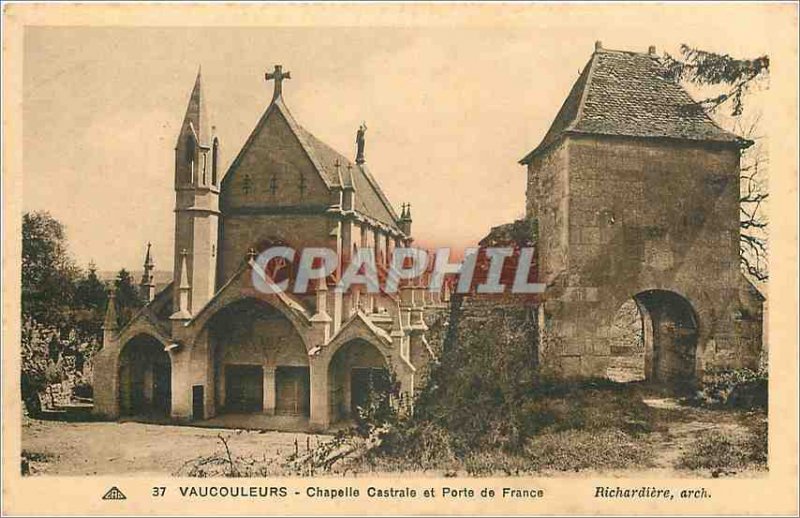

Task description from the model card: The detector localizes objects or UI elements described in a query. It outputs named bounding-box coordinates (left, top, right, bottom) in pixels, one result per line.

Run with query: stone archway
left=605, top=290, right=699, bottom=388
left=327, top=339, right=393, bottom=423
left=118, top=334, right=172, bottom=417
left=207, top=298, right=310, bottom=416
left=605, top=299, right=648, bottom=383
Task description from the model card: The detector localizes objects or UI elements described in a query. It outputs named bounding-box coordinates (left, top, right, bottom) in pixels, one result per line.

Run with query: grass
left=328, top=380, right=663, bottom=476
left=21, top=449, right=57, bottom=475
left=677, top=413, right=767, bottom=476
left=462, top=429, right=655, bottom=476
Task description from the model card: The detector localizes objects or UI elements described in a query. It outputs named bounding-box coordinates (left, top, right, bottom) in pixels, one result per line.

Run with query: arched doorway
left=328, top=339, right=392, bottom=423
left=118, top=334, right=171, bottom=417
left=605, top=290, right=699, bottom=388
left=208, top=298, right=309, bottom=416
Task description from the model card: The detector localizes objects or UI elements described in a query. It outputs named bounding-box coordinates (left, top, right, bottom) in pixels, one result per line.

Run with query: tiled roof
left=520, top=48, right=750, bottom=164
left=294, top=125, right=402, bottom=230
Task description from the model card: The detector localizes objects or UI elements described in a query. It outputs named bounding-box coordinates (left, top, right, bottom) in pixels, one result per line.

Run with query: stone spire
left=101, top=287, right=119, bottom=349
left=139, top=242, right=156, bottom=302
left=399, top=203, right=413, bottom=236
left=342, top=163, right=357, bottom=211
left=102, top=287, right=118, bottom=344
left=171, top=249, right=192, bottom=320
left=329, top=158, right=344, bottom=209
left=177, top=66, right=211, bottom=148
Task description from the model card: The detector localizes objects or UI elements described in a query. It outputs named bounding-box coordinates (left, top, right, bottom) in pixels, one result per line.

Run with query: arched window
left=212, top=137, right=219, bottom=186
left=202, top=152, right=207, bottom=185
left=185, top=137, right=196, bottom=184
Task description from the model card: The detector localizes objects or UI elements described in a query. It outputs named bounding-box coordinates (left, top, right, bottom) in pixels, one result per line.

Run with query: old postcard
left=2, top=2, right=798, bottom=516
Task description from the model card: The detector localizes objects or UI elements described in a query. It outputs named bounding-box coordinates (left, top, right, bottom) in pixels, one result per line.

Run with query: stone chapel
left=93, top=66, right=444, bottom=430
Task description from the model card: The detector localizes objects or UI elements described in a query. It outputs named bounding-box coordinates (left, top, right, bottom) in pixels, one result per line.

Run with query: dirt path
left=20, top=400, right=767, bottom=477
left=21, top=417, right=325, bottom=476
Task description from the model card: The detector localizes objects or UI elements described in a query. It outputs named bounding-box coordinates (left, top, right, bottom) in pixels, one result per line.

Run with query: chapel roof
left=222, top=85, right=402, bottom=233
left=519, top=45, right=750, bottom=164
left=293, top=123, right=402, bottom=230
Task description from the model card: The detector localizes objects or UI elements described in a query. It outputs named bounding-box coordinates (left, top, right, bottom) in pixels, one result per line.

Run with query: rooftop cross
left=265, top=65, right=291, bottom=100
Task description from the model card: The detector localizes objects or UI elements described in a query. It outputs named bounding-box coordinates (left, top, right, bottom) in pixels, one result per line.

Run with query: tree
left=72, top=262, right=109, bottom=346
left=75, top=262, right=107, bottom=310
left=21, top=213, right=105, bottom=413
left=114, top=268, right=143, bottom=326
left=22, top=211, right=80, bottom=325
left=663, top=44, right=770, bottom=282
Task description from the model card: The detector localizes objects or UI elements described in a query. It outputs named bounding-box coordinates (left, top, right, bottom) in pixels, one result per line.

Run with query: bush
left=696, top=367, right=768, bottom=409
left=355, top=378, right=658, bottom=474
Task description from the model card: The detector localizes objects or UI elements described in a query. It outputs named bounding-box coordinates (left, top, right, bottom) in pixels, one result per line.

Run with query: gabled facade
left=93, top=66, right=442, bottom=430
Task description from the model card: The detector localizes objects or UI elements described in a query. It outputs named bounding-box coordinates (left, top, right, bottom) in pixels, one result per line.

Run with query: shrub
left=696, top=367, right=768, bottom=409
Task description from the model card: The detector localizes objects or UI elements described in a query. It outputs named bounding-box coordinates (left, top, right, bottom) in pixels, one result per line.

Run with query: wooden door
left=275, top=367, right=310, bottom=416
left=225, top=365, right=264, bottom=412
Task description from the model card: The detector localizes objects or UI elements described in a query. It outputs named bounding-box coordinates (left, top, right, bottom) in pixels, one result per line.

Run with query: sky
left=21, top=6, right=783, bottom=273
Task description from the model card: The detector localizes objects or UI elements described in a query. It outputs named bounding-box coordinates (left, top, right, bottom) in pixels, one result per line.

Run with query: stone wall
left=529, top=135, right=763, bottom=381
left=442, top=292, right=539, bottom=371
left=526, top=141, right=569, bottom=281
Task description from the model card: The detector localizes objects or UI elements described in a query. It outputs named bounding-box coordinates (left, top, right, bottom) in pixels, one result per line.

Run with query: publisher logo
left=102, top=486, right=127, bottom=501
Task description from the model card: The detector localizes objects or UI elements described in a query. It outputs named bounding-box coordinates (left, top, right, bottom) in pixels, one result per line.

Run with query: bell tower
left=171, top=67, right=220, bottom=320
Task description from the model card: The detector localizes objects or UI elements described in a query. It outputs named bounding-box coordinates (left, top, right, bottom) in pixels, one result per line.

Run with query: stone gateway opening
left=118, top=334, right=171, bottom=417
left=605, top=290, right=699, bottom=388
left=328, top=339, right=391, bottom=423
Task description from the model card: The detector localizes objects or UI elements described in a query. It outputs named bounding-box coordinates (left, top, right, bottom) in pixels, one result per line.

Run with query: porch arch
left=118, top=333, right=172, bottom=417
left=194, top=297, right=311, bottom=418
left=327, top=338, right=394, bottom=423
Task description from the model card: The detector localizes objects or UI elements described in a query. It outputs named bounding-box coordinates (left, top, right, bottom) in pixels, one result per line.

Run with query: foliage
left=75, top=263, right=107, bottom=309
left=663, top=44, right=769, bottom=117
left=22, top=212, right=81, bottom=327
left=352, top=371, right=399, bottom=438
left=330, top=297, right=660, bottom=475
left=114, top=268, right=143, bottom=327
left=21, top=212, right=116, bottom=409
left=417, top=302, right=540, bottom=452
left=677, top=418, right=767, bottom=476
left=695, top=367, right=768, bottom=409
left=20, top=318, right=54, bottom=415
left=464, top=429, right=654, bottom=476
left=663, top=44, right=770, bottom=282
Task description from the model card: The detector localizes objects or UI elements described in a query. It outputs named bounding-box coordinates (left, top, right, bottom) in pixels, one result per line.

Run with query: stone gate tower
left=519, top=43, right=764, bottom=384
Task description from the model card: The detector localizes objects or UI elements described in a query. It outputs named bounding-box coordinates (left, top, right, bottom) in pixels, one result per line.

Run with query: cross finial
left=265, top=65, right=291, bottom=101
